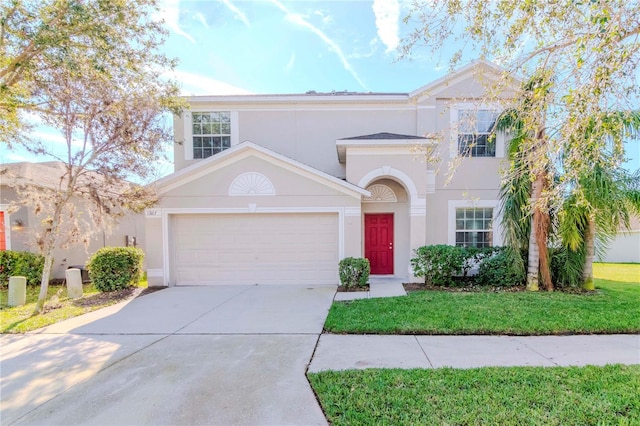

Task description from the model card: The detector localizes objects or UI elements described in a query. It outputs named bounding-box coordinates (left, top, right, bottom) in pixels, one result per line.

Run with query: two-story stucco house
left=144, top=60, right=518, bottom=287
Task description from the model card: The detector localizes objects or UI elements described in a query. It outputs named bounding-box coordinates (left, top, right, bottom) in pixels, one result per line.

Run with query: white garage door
left=172, top=213, right=339, bottom=285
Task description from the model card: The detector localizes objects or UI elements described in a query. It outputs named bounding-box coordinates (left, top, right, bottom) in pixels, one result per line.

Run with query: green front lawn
left=1, top=279, right=148, bottom=333
left=308, top=364, right=640, bottom=425
left=324, top=263, right=640, bottom=335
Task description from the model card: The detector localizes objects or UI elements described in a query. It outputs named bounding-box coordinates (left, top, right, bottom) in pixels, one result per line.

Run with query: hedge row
left=0, top=251, right=45, bottom=286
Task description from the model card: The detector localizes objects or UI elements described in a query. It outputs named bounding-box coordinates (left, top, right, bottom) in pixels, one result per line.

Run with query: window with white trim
left=192, top=112, right=231, bottom=159
left=457, top=109, right=499, bottom=157
left=455, top=208, right=493, bottom=247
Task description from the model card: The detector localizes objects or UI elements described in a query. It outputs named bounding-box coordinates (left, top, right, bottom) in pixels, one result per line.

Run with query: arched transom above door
left=364, top=184, right=397, bottom=203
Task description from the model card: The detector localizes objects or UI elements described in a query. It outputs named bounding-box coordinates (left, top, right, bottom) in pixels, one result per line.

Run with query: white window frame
left=448, top=200, right=503, bottom=247
left=183, top=110, right=239, bottom=160
left=449, top=102, right=505, bottom=159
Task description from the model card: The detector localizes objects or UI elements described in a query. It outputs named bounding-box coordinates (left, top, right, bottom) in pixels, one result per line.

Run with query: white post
left=8, top=276, right=27, bottom=306
left=66, top=268, right=83, bottom=299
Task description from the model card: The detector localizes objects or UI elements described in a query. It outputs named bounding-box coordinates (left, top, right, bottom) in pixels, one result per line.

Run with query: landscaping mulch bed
left=337, top=285, right=370, bottom=292
left=403, top=282, right=598, bottom=294
left=71, top=286, right=164, bottom=308
left=403, top=282, right=526, bottom=293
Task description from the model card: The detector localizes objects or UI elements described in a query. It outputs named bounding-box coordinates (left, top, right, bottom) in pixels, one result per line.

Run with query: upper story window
left=192, top=112, right=231, bottom=159
left=457, top=109, right=499, bottom=157
left=455, top=207, right=493, bottom=247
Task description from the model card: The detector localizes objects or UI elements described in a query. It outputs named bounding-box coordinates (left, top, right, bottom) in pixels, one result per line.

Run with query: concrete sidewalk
left=308, top=334, right=640, bottom=372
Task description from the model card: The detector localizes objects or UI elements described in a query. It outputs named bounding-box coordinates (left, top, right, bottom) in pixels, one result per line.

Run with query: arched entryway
left=362, top=178, right=410, bottom=277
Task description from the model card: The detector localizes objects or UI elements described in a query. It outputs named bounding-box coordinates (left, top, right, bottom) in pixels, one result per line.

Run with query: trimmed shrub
left=411, top=245, right=466, bottom=286
left=339, top=257, right=370, bottom=289
left=87, top=246, right=144, bottom=292
left=0, top=250, right=45, bottom=286
left=476, top=249, right=526, bottom=287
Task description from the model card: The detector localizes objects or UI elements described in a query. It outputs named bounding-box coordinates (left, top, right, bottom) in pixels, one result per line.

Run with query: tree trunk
left=528, top=170, right=553, bottom=291
left=34, top=253, right=55, bottom=313
left=33, top=202, right=65, bottom=314
left=582, top=217, right=596, bottom=291
left=526, top=214, right=540, bottom=291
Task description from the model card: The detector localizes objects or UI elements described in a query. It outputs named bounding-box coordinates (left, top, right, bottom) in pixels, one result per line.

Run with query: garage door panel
left=172, top=213, right=339, bottom=285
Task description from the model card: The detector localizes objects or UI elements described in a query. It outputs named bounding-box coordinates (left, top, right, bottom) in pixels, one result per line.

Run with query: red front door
left=365, top=213, right=394, bottom=274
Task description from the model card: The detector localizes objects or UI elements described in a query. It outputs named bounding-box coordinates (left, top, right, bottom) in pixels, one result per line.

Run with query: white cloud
left=166, top=70, right=253, bottom=96
left=157, top=0, right=196, bottom=44
left=372, top=0, right=400, bottom=53
left=221, top=0, right=251, bottom=28
left=349, top=37, right=379, bottom=60
left=284, top=53, right=295, bottom=74
left=269, top=0, right=367, bottom=90
left=194, top=12, right=209, bottom=29
left=313, top=10, right=333, bottom=26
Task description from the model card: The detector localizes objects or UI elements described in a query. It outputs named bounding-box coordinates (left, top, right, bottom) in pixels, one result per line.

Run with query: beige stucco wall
left=146, top=153, right=363, bottom=286
left=174, top=102, right=417, bottom=176
left=1, top=185, right=145, bottom=279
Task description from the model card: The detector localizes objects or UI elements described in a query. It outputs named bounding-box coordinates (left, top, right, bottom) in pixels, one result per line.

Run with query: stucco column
left=409, top=197, right=427, bottom=280
left=343, top=206, right=363, bottom=258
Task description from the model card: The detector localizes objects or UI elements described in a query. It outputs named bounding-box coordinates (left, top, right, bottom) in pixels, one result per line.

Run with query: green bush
left=550, top=246, right=586, bottom=289
left=411, top=245, right=505, bottom=286
left=411, top=245, right=467, bottom=286
left=0, top=250, right=45, bottom=286
left=87, top=246, right=144, bottom=292
left=476, top=249, right=526, bottom=287
left=339, top=257, right=370, bottom=289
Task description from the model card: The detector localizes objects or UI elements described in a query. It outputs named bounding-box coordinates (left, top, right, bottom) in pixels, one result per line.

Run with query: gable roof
left=154, top=141, right=370, bottom=197
left=340, top=132, right=428, bottom=140
left=409, top=59, right=522, bottom=101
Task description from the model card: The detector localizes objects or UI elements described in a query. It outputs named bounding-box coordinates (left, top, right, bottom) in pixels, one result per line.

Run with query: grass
left=0, top=278, right=148, bottom=333
left=308, top=364, right=640, bottom=425
left=324, top=263, right=640, bottom=335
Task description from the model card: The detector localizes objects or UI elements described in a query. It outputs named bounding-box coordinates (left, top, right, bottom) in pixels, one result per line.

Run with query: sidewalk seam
left=511, top=336, right=560, bottom=366
left=414, top=336, right=434, bottom=368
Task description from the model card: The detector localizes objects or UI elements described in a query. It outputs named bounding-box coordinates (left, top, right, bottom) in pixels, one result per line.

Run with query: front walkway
left=308, top=334, right=640, bottom=372
left=334, top=275, right=406, bottom=301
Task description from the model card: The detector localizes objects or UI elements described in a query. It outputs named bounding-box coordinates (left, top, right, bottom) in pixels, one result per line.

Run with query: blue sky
left=159, top=0, right=443, bottom=96
left=1, top=0, right=638, bottom=173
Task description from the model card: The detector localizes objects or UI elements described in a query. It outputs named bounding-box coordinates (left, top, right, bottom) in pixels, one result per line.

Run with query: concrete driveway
left=1, top=285, right=337, bottom=426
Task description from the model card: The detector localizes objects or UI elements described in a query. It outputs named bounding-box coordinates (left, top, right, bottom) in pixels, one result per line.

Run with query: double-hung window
left=455, top=208, right=493, bottom=247
left=192, top=112, right=231, bottom=159
left=457, top=109, right=499, bottom=157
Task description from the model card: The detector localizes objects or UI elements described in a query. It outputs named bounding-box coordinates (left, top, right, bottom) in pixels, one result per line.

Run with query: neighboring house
left=145, top=60, right=518, bottom=287
left=598, top=215, right=640, bottom=263
left=0, top=161, right=145, bottom=279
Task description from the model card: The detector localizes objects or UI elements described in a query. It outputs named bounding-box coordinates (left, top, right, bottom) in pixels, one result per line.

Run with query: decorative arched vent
left=229, top=172, right=275, bottom=196
left=364, top=184, right=397, bottom=203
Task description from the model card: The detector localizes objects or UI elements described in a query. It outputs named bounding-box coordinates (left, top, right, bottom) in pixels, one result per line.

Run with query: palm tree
left=496, top=73, right=554, bottom=291
left=559, top=111, right=640, bottom=290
